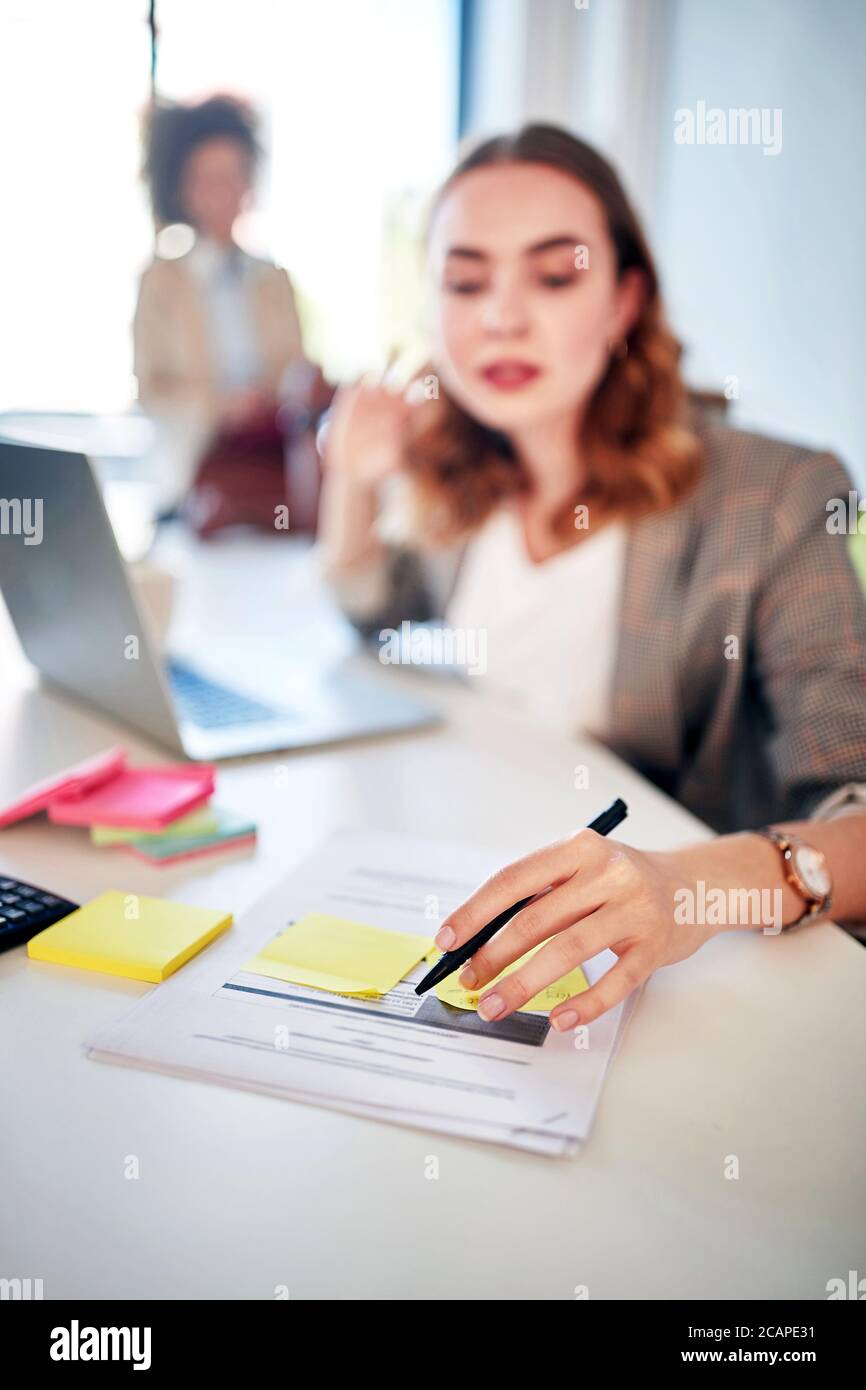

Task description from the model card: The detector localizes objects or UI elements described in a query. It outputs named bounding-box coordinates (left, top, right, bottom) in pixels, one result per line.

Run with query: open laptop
left=0, top=437, right=438, bottom=759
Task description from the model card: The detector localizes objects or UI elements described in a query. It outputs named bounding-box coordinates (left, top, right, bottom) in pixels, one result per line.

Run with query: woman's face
left=427, top=162, right=643, bottom=435
left=180, top=137, right=252, bottom=241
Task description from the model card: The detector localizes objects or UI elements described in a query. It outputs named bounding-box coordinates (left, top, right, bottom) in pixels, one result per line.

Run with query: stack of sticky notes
left=89, top=804, right=257, bottom=866
left=27, top=890, right=232, bottom=982
left=0, top=747, right=256, bottom=867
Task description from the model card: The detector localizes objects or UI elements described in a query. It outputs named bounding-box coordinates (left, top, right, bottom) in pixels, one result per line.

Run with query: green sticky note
left=245, top=913, right=433, bottom=997
left=91, top=804, right=219, bottom=846
left=123, top=807, right=256, bottom=864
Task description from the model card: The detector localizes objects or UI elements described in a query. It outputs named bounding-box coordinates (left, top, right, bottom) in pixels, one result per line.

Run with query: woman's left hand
left=433, top=829, right=714, bottom=1031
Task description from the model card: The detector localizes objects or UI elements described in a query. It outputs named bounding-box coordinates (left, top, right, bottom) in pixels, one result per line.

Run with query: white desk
left=1, top=534, right=864, bottom=1300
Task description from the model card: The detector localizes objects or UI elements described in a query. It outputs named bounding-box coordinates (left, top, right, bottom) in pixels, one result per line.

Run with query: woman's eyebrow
left=444, top=236, right=583, bottom=261
left=527, top=235, right=583, bottom=255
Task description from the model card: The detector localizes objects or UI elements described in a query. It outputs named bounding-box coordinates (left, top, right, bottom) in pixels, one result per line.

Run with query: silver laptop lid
left=0, top=437, right=184, bottom=753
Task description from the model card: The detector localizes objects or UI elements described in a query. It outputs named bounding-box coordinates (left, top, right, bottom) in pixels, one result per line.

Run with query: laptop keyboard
left=167, top=658, right=283, bottom=730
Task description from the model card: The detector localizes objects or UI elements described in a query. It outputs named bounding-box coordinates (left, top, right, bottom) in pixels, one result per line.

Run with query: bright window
left=0, top=0, right=460, bottom=411
left=0, top=1, right=152, bottom=413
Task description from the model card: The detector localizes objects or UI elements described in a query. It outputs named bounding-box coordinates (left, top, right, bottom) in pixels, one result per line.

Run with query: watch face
left=793, top=844, right=831, bottom=899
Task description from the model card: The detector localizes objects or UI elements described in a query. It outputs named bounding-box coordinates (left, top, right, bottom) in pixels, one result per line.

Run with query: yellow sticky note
left=431, top=943, right=589, bottom=1014
left=245, top=913, right=433, bottom=997
left=26, top=891, right=232, bottom=983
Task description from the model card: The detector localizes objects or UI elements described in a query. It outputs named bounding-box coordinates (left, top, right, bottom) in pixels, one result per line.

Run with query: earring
left=608, top=337, right=629, bottom=360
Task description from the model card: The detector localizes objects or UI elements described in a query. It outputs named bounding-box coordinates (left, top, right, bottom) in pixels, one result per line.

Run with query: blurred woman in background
left=134, top=94, right=323, bottom=533
left=320, top=124, right=866, bottom=1028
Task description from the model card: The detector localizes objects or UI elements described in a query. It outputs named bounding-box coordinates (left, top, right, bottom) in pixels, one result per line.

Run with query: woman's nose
left=481, top=280, right=530, bottom=338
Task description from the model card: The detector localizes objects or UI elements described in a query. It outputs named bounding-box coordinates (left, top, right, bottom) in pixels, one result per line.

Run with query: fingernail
left=459, top=964, right=477, bottom=988
left=435, top=926, right=456, bottom=949
left=477, top=992, right=505, bottom=1021
left=552, top=1010, right=579, bottom=1032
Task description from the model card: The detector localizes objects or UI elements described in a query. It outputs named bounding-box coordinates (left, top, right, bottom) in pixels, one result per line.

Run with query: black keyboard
left=0, top=876, right=78, bottom=953
left=167, top=658, right=283, bottom=730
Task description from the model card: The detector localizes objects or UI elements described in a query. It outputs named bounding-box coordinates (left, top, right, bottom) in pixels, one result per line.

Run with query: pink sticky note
left=0, top=747, right=127, bottom=829
left=48, top=764, right=216, bottom=830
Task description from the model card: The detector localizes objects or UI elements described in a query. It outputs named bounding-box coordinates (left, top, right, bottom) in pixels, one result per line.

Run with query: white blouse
left=444, top=509, right=627, bottom=738
left=186, top=236, right=264, bottom=393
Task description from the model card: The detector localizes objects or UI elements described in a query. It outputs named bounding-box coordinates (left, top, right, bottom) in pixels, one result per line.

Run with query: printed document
left=87, top=831, right=640, bottom=1156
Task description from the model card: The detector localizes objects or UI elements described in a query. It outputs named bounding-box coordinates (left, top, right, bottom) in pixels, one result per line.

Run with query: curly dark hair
left=142, top=94, right=261, bottom=226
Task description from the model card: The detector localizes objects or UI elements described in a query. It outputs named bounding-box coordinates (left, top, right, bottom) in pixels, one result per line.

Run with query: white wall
left=462, top=0, right=675, bottom=236
left=462, top=0, right=866, bottom=483
left=655, top=0, right=866, bottom=481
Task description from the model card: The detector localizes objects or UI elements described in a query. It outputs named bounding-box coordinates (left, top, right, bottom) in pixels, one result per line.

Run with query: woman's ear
left=613, top=267, right=647, bottom=342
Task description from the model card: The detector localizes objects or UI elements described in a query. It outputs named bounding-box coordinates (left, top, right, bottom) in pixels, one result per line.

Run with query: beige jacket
left=329, top=414, right=866, bottom=838
left=132, top=249, right=304, bottom=493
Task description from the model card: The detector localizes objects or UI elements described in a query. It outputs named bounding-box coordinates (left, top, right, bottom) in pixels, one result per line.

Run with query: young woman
left=134, top=95, right=312, bottom=522
left=319, top=125, right=866, bottom=1030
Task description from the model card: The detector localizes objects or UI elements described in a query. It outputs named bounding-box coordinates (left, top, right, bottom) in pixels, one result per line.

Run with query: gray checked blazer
left=331, top=414, right=866, bottom=836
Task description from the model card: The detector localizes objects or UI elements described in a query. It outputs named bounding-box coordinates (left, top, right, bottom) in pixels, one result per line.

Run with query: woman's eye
left=538, top=273, right=577, bottom=289
left=444, top=280, right=485, bottom=295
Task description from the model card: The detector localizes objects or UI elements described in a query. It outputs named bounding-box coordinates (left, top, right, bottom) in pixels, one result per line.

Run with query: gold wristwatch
left=756, top=828, right=833, bottom=928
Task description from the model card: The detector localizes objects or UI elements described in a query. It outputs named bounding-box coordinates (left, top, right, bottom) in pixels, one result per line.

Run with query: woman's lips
left=479, top=360, right=542, bottom=390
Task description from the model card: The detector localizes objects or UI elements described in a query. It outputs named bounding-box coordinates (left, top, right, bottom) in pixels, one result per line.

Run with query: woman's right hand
left=322, top=378, right=413, bottom=487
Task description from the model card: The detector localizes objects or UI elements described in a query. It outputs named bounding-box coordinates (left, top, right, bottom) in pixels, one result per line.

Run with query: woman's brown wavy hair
left=402, top=124, right=702, bottom=546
